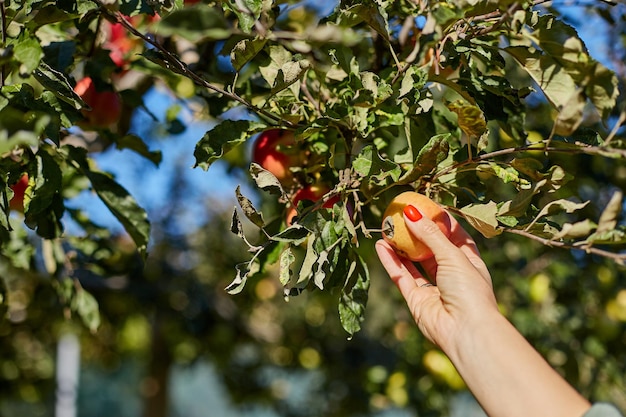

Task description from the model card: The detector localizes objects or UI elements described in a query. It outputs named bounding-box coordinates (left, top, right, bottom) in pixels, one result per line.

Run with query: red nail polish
left=403, top=205, right=423, bottom=222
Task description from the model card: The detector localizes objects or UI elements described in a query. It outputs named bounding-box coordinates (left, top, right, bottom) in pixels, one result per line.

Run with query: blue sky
left=65, top=85, right=255, bottom=239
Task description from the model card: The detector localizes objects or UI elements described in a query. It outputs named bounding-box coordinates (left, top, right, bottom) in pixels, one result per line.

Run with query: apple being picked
left=381, top=191, right=452, bottom=261
left=8, top=174, right=29, bottom=212
left=74, top=77, right=122, bottom=129
left=286, top=184, right=340, bottom=226
left=253, top=129, right=301, bottom=185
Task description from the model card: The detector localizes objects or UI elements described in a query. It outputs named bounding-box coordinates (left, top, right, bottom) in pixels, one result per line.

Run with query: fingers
left=446, top=214, right=491, bottom=283
left=403, top=206, right=490, bottom=282
left=403, top=208, right=464, bottom=265
left=375, top=240, right=432, bottom=295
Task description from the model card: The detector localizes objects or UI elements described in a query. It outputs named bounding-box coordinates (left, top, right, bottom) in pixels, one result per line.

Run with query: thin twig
left=604, top=105, right=626, bottom=146
left=97, top=4, right=295, bottom=127
left=468, top=2, right=521, bottom=38
left=300, top=79, right=321, bottom=116
left=505, top=228, right=626, bottom=264
left=431, top=141, right=626, bottom=183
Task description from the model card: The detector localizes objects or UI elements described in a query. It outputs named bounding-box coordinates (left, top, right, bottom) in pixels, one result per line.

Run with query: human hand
left=377, top=205, right=595, bottom=417
left=375, top=204, right=499, bottom=352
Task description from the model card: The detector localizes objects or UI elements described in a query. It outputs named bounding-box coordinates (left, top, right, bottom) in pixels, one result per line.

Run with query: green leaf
left=506, top=14, right=618, bottom=132
left=339, top=255, right=370, bottom=338
left=459, top=201, right=502, bottom=238
left=156, top=6, right=231, bottom=41
left=553, top=90, right=586, bottom=136
left=55, top=278, right=101, bottom=332
left=585, top=62, right=619, bottom=120
left=74, top=287, right=101, bottom=333
left=498, top=179, right=547, bottom=217
left=524, top=199, right=589, bottom=232
left=506, top=46, right=579, bottom=126
left=88, top=171, right=151, bottom=259
left=222, top=0, right=263, bottom=34
left=114, top=134, right=162, bottom=166
left=399, top=66, right=428, bottom=99
left=249, top=162, right=286, bottom=198
left=553, top=219, right=596, bottom=240
left=231, top=37, right=267, bottom=71
left=353, top=145, right=401, bottom=187
left=298, top=235, right=318, bottom=285
left=259, top=45, right=311, bottom=95
left=271, top=223, right=310, bottom=244
left=24, top=149, right=65, bottom=239
left=279, top=246, right=295, bottom=286
left=65, top=141, right=150, bottom=257
left=33, top=61, right=85, bottom=110
left=586, top=228, right=626, bottom=246
left=194, top=120, right=266, bottom=170
left=334, top=2, right=390, bottom=40
left=447, top=100, right=487, bottom=138
left=230, top=208, right=245, bottom=239
left=12, top=31, right=44, bottom=76
left=235, top=185, right=264, bottom=228
left=399, top=134, right=450, bottom=184
left=225, top=262, right=252, bottom=294
left=596, top=190, right=623, bottom=234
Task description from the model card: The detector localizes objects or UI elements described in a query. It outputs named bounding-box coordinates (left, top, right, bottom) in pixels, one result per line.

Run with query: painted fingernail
left=403, top=205, right=423, bottom=222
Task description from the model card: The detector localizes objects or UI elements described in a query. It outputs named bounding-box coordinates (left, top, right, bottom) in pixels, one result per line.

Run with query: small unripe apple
left=74, top=77, right=122, bottom=129
left=9, top=174, right=29, bottom=212
left=286, top=184, right=340, bottom=225
left=381, top=191, right=451, bottom=261
left=252, top=129, right=300, bottom=184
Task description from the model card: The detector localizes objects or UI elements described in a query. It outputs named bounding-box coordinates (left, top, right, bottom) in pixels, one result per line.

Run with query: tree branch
left=504, top=228, right=626, bottom=265
left=431, top=140, right=626, bottom=182
left=97, top=4, right=295, bottom=128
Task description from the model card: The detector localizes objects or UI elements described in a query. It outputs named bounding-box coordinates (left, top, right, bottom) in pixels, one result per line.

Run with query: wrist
left=440, top=304, right=507, bottom=365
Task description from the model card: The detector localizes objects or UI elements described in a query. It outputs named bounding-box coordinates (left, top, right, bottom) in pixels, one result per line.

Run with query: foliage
left=0, top=0, right=626, bottom=415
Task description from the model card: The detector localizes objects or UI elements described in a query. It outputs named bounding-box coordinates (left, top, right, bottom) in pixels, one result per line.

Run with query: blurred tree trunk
left=142, top=312, right=172, bottom=417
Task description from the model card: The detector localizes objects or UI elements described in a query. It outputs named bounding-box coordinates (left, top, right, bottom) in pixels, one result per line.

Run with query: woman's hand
left=375, top=205, right=498, bottom=351
left=376, top=204, right=592, bottom=417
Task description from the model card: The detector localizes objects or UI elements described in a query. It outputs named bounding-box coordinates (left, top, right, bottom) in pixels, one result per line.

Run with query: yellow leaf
left=447, top=100, right=487, bottom=138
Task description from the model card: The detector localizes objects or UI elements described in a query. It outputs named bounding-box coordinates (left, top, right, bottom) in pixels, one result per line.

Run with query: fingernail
left=403, top=205, right=423, bottom=222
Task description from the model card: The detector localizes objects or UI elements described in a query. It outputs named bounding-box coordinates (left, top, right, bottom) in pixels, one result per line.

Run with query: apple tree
left=0, top=0, right=626, bottom=412
left=0, top=0, right=625, bottom=371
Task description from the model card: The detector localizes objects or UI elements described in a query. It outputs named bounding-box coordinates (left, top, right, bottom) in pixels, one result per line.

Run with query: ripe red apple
left=9, top=174, right=29, bottom=212
left=381, top=191, right=452, bottom=261
left=252, top=129, right=300, bottom=185
left=286, top=184, right=340, bottom=225
left=105, top=22, right=138, bottom=68
left=104, top=15, right=158, bottom=69
left=74, top=77, right=122, bottom=129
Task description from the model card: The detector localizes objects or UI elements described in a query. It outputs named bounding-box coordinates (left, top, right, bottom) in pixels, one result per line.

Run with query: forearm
left=445, top=311, right=591, bottom=417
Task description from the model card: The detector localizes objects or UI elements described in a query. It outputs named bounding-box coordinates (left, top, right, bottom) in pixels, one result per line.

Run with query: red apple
left=9, top=174, right=29, bottom=212
left=74, top=77, right=122, bottom=129
left=252, top=129, right=300, bottom=184
left=286, top=184, right=340, bottom=225
left=105, top=22, right=138, bottom=68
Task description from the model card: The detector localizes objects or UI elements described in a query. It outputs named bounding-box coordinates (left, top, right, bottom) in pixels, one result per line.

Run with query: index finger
left=375, top=240, right=432, bottom=293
